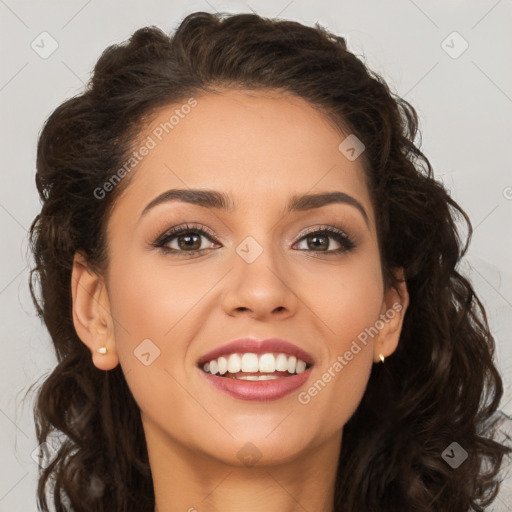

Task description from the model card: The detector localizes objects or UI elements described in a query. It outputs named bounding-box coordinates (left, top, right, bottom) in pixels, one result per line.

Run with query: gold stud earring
left=96, top=346, right=108, bottom=355
left=379, top=353, right=385, bottom=363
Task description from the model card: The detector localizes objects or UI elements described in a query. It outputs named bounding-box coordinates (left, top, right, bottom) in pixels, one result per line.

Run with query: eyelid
left=153, top=222, right=219, bottom=247
left=294, top=224, right=356, bottom=251
left=297, top=224, right=351, bottom=240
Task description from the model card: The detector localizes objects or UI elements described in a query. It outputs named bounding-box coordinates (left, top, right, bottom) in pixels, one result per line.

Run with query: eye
left=153, top=223, right=220, bottom=256
left=293, top=226, right=356, bottom=255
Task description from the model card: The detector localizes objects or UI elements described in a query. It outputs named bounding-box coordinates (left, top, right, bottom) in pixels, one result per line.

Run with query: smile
left=198, top=352, right=314, bottom=401
left=200, top=352, right=312, bottom=378
left=196, top=337, right=315, bottom=401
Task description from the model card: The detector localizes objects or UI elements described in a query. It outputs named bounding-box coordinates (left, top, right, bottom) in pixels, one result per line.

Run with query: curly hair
left=28, top=10, right=511, bottom=511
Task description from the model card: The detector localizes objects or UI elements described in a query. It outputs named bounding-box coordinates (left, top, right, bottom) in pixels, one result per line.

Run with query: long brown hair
left=29, top=11, right=511, bottom=511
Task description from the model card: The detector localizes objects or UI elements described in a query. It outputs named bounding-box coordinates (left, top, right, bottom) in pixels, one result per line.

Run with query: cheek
left=305, top=349, right=373, bottom=437
left=105, top=254, right=208, bottom=419
left=105, top=252, right=229, bottom=415
left=295, top=253, right=382, bottom=426
left=106, top=253, right=218, bottom=354
left=305, top=252, right=384, bottom=351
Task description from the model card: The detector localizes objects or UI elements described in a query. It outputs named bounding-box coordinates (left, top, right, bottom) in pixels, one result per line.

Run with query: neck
left=145, top=420, right=342, bottom=512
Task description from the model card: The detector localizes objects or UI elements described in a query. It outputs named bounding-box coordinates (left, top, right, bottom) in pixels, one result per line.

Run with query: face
left=73, top=89, right=407, bottom=468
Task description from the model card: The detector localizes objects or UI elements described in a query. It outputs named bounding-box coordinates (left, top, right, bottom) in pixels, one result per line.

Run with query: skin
left=71, top=89, right=409, bottom=512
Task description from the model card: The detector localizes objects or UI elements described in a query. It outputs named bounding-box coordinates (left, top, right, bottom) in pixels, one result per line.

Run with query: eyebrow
left=140, top=188, right=369, bottom=225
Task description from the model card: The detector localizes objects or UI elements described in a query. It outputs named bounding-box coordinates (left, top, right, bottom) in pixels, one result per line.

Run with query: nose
left=221, top=239, right=298, bottom=320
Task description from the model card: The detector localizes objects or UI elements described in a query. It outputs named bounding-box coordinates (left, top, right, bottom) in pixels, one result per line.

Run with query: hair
left=28, top=10, right=511, bottom=512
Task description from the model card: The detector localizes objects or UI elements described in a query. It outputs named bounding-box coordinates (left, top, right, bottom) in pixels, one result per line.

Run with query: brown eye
left=175, top=232, right=203, bottom=251
left=294, top=227, right=356, bottom=254
left=304, top=233, right=330, bottom=251
left=153, top=223, right=220, bottom=256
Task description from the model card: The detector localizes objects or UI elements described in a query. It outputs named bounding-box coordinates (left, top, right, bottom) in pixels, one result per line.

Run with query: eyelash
left=152, top=223, right=356, bottom=257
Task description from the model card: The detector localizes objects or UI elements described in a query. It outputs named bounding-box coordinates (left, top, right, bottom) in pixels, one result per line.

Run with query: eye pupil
left=309, top=234, right=328, bottom=251
left=179, top=233, right=201, bottom=250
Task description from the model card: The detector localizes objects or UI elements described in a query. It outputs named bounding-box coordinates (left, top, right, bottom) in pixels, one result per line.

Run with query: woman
left=29, top=10, right=511, bottom=512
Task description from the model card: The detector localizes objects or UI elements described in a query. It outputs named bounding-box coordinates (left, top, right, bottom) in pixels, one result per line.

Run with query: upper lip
left=197, top=337, right=315, bottom=366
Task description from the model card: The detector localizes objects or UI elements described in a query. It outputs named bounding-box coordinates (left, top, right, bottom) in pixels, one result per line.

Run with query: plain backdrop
left=1, top=0, right=511, bottom=510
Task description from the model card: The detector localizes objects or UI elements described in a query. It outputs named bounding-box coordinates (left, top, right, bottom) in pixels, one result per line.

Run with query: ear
left=373, top=267, right=409, bottom=363
left=71, top=251, right=119, bottom=371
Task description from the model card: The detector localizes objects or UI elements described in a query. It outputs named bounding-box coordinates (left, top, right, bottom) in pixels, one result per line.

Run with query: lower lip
left=199, top=368, right=313, bottom=401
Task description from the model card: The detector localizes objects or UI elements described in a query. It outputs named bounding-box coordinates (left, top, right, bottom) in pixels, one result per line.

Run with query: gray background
left=1, top=0, right=511, bottom=510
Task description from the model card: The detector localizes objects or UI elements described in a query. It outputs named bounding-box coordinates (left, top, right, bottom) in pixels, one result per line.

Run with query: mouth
left=196, top=338, right=315, bottom=401
left=199, top=352, right=313, bottom=380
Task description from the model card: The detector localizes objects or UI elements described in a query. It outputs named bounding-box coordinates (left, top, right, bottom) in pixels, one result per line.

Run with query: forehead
left=109, top=89, right=373, bottom=226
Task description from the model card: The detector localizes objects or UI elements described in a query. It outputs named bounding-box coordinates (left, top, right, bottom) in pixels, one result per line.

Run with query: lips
left=200, top=368, right=313, bottom=401
left=197, top=337, right=315, bottom=401
left=196, top=337, right=315, bottom=366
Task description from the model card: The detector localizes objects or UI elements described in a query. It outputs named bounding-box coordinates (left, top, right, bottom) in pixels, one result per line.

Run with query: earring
left=96, top=346, right=108, bottom=355
left=379, top=353, right=385, bottom=363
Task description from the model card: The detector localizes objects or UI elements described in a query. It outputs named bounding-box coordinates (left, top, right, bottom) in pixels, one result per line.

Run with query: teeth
left=296, top=359, right=306, bottom=374
left=276, top=353, right=288, bottom=371
left=241, top=353, right=259, bottom=372
left=217, top=356, right=227, bottom=375
left=201, top=352, right=311, bottom=376
left=227, top=354, right=241, bottom=373
left=236, top=375, right=281, bottom=381
left=259, top=353, right=276, bottom=373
